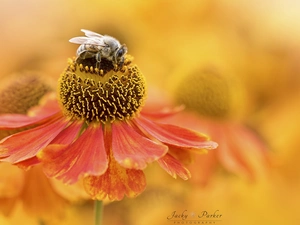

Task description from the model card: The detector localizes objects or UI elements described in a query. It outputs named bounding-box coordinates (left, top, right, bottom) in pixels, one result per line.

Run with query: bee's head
left=115, top=45, right=127, bottom=62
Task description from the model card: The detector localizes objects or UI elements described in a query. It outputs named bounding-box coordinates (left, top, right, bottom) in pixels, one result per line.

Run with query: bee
left=69, top=29, right=127, bottom=69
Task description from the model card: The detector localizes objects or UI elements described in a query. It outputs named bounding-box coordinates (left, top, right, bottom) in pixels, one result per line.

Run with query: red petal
left=0, top=93, right=61, bottom=130
left=111, top=122, right=168, bottom=170
left=83, top=156, right=146, bottom=201
left=0, top=115, right=68, bottom=163
left=15, top=156, right=40, bottom=170
left=141, top=105, right=185, bottom=120
left=0, top=113, right=59, bottom=129
left=134, top=116, right=218, bottom=149
left=157, top=153, right=191, bottom=180
left=50, top=121, right=83, bottom=145
left=39, top=125, right=108, bottom=184
left=14, top=122, right=82, bottom=170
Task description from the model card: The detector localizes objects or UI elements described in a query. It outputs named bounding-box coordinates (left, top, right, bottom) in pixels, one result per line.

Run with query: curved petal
left=218, top=125, right=269, bottom=180
left=20, top=165, right=68, bottom=217
left=134, top=116, right=218, bottom=150
left=0, top=113, right=58, bottom=129
left=141, top=105, right=185, bottom=120
left=0, top=115, right=69, bottom=163
left=111, top=122, right=168, bottom=170
left=12, top=122, right=82, bottom=170
left=83, top=155, right=146, bottom=201
left=157, top=153, right=191, bottom=180
left=0, top=93, right=61, bottom=130
left=15, top=156, right=40, bottom=170
left=50, top=121, right=83, bottom=145
left=39, top=125, right=108, bottom=184
left=0, top=162, right=24, bottom=216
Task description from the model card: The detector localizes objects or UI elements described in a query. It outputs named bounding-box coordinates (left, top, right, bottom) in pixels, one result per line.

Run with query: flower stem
left=94, top=200, right=103, bottom=225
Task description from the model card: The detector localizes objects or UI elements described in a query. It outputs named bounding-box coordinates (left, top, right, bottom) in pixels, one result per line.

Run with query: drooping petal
left=83, top=155, right=146, bottom=201
left=0, top=115, right=69, bottom=163
left=20, top=165, right=68, bottom=218
left=15, top=156, right=40, bottom=170
left=39, top=125, right=108, bottom=184
left=157, top=153, right=191, bottom=180
left=49, top=121, right=83, bottom=145
left=141, top=105, right=185, bottom=120
left=217, top=125, right=269, bottom=180
left=111, top=121, right=168, bottom=170
left=134, top=116, right=218, bottom=150
left=12, top=122, right=83, bottom=170
left=0, top=113, right=56, bottom=130
left=0, top=93, right=61, bottom=130
left=0, top=163, right=24, bottom=216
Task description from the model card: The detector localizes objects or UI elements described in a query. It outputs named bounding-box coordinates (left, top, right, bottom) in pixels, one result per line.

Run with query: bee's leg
left=76, top=51, right=91, bottom=64
left=118, top=57, right=125, bottom=68
left=95, top=52, right=102, bottom=69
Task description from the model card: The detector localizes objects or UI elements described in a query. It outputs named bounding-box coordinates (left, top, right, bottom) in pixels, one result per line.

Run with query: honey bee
left=69, top=29, right=127, bottom=68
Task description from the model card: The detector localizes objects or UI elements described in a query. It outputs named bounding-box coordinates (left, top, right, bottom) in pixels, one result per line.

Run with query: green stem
left=94, top=200, right=103, bottom=225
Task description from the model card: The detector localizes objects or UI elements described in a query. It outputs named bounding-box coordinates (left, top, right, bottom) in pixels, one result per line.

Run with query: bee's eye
left=116, top=48, right=125, bottom=58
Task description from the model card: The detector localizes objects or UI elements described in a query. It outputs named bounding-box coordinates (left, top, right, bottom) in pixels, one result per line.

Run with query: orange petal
left=83, top=156, right=146, bottom=201
left=50, top=121, right=83, bottom=145
left=134, top=116, right=218, bottom=149
left=0, top=162, right=24, bottom=216
left=20, top=165, right=68, bottom=218
left=157, top=153, right=191, bottom=180
left=141, top=105, right=185, bottom=120
left=15, top=156, right=40, bottom=170
left=0, top=113, right=57, bottom=129
left=0, top=94, right=61, bottom=130
left=39, top=125, right=108, bottom=184
left=111, top=122, right=168, bottom=170
left=0, top=115, right=68, bottom=163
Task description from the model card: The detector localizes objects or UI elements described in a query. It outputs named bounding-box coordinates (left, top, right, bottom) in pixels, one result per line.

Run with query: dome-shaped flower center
left=174, top=68, right=231, bottom=119
left=58, top=55, right=147, bottom=124
left=0, top=74, right=52, bottom=115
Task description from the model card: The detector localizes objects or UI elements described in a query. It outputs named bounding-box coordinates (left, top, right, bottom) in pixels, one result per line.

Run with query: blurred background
left=1, top=0, right=300, bottom=224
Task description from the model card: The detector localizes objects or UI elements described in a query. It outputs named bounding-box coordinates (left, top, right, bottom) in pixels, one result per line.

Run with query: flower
left=166, top=66, right=269, bottom=185
left=0, top=73, right=53, bottom=140
left=0, top=73, right=86, bottom=220
left=0, top=54, right=217, bottom=201
left=0, top=163, right=68, bottom=218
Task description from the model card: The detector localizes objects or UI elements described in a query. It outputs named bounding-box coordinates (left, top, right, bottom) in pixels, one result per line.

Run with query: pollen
left=58, top=55, right=147, bottom=124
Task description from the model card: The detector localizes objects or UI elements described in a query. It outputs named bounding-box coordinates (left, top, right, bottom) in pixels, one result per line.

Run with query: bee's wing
left=69, top=37, right=90, bottom=44
left=81, top=29, right=103, bottom=38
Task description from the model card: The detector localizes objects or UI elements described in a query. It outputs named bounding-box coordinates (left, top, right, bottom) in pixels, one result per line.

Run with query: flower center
left=58, top=55, right=147, bottom=124
left=174, top=68, right=231, bottom=119
left=0, top=73, right=52, bottom=114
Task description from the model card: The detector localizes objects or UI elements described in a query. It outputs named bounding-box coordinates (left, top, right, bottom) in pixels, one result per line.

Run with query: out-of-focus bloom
left=166, top=66, right=269, bottom=185
left=0, top=73, right=53, bottom=140
left=0, top=54, right=217, bottom=201
left=0, top=163, right=68, bottom=218
left=0, top=73, right=77, bottom=220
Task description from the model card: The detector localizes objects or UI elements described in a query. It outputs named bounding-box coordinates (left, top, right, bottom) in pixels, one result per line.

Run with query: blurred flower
left=0, top=163, right=68, bottom=219
left=166, top=66, right=269, bottom=185
left=0, top=73, right=53, bottom=140
left=0, top=54, right=217, bottom=201
left=0, top=73, right=83, bottom=221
